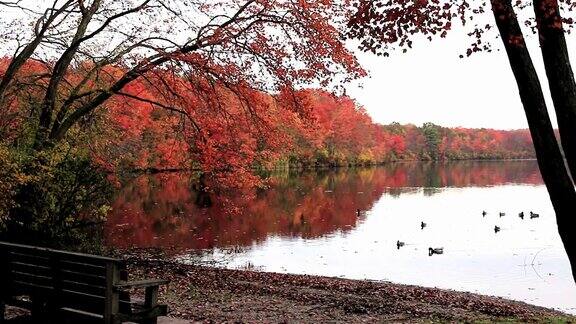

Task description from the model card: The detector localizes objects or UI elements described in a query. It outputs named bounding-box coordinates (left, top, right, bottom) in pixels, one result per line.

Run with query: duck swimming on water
left=428, top=247, right=444, bottom=256
left=396, top=240, right=405, bottom=249
left=494, top=225, right=501, bottom=233
left=499, top=212, right=505, bottom=217
left=519, top=212, right=524, bottom=219
left=421, top=221, right=427, bottom=230
left=482, top=211, right=487, bottom=217
left=530, top=211, right=540, bottom=219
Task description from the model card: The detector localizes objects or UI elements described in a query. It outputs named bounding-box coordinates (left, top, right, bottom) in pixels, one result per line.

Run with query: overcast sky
left=344, top=20, right=575, bottom=130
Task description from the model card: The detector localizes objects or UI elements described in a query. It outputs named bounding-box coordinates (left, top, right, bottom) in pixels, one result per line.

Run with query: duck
left=396, top=240, right=405, bottom=249
left=519, top=212, right=524, bottom=219
left=428, top=247, right=444, bottom=256
left=482, top=210, right=487, bottom=217
left=421, top=221, right=427, bottom=230
left=494, top=225, right=501, bottom=233
left=530, top=211, right=540, bottom=219
left=499, top=212, right=505, bottom=217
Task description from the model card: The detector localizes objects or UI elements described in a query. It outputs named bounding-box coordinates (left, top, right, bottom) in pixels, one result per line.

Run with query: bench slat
left=5, top=258, right=108, bottom=286
left=60, top=269, right=107, bottom=286
left=62, top=279, right=107, bottom=297
left=7, top=283, right=130, bottom=314
left=0, top=241, right=120, bottom=264
left=59, top=260, right=107, bottom=276
left=7, top=251, right=51, bottom=266
left=11, top=280, right=54, bottom=295
left=60, top=289, right=106, bottom=314
left=8, top=261, right=52, bottom=277
left=9, top=270, right=54, bottom=287
left=59, top=290, right=133, bottom=315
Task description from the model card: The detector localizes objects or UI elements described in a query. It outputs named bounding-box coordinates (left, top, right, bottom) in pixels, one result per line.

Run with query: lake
left=105, top=160, right=576, bottom=313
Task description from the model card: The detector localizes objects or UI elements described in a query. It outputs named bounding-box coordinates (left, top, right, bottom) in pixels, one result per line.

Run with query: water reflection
left=207, top=185, right=575, bottom=313
left=105, top=160, right=576, bottom=313
left=106, top=160, right=542, bottom=250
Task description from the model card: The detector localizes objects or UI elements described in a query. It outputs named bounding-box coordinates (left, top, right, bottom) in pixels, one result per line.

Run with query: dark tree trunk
left=34, top=0, right=102, bottom=150
left=533, top=0, right=576, bottom=180
left=491, top=0, right=576, bottom=281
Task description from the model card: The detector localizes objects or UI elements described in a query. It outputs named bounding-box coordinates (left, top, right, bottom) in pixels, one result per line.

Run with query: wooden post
left=0, top=246, right=7, bottom=322
left=0, top=298, right=5, bottom=323
left=119, top=263, right=130, bottom=314
left=142, top=286, right=159, bottom=324
left=30, top=295, right=46, bottom=320
left=48, top=252, right=62, bottom=320
left=104, top=262, right=120, bottom=324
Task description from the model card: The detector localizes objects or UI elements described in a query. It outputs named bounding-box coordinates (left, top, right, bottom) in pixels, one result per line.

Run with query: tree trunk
left=533, top=0, right=576, bottom=180
left=491, top=0, right=576, bottom=281
left=34, top=0, right=102, bottom=150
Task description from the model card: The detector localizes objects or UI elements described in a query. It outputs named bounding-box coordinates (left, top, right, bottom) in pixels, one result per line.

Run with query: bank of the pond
left=122, top=157, right=539, bottom=175
left=125, top=259, right=571, bottom=323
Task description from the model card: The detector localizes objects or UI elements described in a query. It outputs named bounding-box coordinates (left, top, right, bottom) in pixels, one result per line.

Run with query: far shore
left=125, top=157, right=539, bottom=175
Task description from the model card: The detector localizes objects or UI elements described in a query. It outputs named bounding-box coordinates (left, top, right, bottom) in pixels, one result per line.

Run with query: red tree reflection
left=105, top=161, right=542, bottom=251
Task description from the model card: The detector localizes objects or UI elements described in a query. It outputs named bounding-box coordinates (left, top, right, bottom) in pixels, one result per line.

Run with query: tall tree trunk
left=533, top=0, right=576, bottom=180
left=491, top=0, right=576, bottom=281
left=34, top=0, right=103, bottom=149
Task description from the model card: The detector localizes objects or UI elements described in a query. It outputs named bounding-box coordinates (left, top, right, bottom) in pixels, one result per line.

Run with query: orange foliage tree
left=0, top=0, right=364, bottom=145
left=0, top=0, right=364, bottom=188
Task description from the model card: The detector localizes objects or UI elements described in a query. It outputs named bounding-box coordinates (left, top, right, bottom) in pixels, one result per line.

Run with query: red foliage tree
left=0, top=0, right=364, bottom=146
left=0, top=0, right=365, bottom=189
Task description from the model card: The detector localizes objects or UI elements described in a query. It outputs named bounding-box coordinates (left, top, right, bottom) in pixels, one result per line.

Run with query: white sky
left=344, top=19, right=574, bottom=130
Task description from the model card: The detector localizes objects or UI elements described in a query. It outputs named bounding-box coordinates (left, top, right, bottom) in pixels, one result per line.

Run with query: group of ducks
left=483, top=210, right=540, bottom=218
left=394, top=210, right=542, bottom=256
left=396, top=240, right=443, bottom=256
left=484, top=210, right=540, bottom=233
left=396, top=220, right=442, bottom=256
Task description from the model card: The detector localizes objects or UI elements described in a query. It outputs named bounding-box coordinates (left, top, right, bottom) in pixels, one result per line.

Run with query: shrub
left=0, top=144, right=27, bottom=230
left=0, top=144, right=113, bottom=253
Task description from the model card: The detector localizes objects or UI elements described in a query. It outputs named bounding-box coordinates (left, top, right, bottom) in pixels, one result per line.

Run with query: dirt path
left=128, top=260, right=574, bottom=323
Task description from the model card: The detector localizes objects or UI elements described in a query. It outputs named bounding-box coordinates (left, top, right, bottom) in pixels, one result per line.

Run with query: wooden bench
left=0, top=241, right=169, bottom=323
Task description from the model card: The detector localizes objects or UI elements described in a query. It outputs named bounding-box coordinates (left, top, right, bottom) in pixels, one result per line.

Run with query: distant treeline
left=0, top=58, right=534, bottom=175
left=87, top=87, right=535, bottom=171
left=279, top=90, right=535, bottom=168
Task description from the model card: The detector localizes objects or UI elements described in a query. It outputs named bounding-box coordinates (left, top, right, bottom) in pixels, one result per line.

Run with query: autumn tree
left=0, top=0, right=364, bottom=148
left=347, top=0, right=576, bottom=282
left=0, top=0, right=364, bottom=246
left=0, top=0, right=366, bottom=185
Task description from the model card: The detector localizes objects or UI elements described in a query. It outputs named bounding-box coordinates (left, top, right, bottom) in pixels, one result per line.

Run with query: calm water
left=105, top=160, right=576, bottom=313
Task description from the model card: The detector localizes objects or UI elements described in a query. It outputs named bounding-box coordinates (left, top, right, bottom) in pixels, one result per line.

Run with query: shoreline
left=5, top=257, right=572, bottom=322
left=125, top=259, right=571, bottom=323
left=117, top=158, right=539, bottom=176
